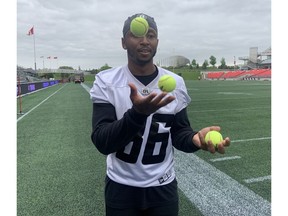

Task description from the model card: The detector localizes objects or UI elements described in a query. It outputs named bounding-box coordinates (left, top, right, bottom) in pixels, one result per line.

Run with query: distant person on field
left=90, top=13, right=230, bottom=216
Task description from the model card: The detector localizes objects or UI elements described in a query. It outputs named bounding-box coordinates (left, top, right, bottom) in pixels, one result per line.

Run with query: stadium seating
left=206, top=69, right=271, bottom=80
left=222, top=71, right=245, bottom=79
left=206, top=72, right=225, bottom=79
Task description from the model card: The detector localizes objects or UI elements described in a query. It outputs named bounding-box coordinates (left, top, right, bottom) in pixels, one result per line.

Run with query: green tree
left=59, top=66, right=74, bottom=70
left=209, top=55, right=216, bottom=67
left=219, top=58, right=227, bottom=69
left=202, top=60, right=209, bottom=69
left=99, top=63, right=111, bottom=71
left=87, top=68, right=99, bottom=74
left=191, top=59, right=197, bottom=68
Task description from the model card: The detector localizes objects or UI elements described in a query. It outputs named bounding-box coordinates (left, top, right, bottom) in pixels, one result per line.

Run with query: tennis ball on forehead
left=130, top=17, right=149, bottom=37
left=158, top=75, right=176, bottom=92
left=205, top=131, right=223, bottom=147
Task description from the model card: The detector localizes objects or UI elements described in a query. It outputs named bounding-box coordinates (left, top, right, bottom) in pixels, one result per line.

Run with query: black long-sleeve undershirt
left=91, top=103, right=200, bottom=155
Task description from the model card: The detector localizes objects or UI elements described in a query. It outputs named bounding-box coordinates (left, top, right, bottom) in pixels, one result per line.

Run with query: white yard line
left=81, top=82, right=91, bottom=93
left=175, top=151, right=271, bottom=216
left=17, top=84, right=66, bottom=122
left=244, top=176, right=271, bottom=184
left=232, top=137, right=271, bottom=143
left=188, top=106, right=270, bottom=113
left=210, top=156, right=241, bottom=162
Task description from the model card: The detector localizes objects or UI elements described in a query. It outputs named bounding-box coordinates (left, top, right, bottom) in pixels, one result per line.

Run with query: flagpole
left=33, top=26, right=37, bottom=72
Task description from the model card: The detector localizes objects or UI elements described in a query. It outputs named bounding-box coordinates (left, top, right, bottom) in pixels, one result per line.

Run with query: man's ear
left=121, top=38, right=127, bottom=50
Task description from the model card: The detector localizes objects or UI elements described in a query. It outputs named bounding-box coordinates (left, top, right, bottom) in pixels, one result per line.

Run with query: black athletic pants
left=105, top=176, right=179, bottom=216
left=106, top=202, right=179, bottom=216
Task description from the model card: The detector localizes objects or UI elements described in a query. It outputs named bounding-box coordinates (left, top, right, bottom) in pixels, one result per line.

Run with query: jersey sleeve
left=90, top=73, right=110, bottom=104
left=90, top=68, right=150, bottom=154
left=91, top=103, right=149, bottom=155
left=174, top=77, right=191, bottom=113
left=170, top=108, right=200, bottom=153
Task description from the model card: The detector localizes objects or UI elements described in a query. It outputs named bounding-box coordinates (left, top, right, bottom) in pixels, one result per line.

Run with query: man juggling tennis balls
left=205, top=131, right=223, bottom=147
left=130, top=17, right=149, bottom=37
left=90, top=13, right=231, bottom=215
left=158, top=75, right=176, bottom=92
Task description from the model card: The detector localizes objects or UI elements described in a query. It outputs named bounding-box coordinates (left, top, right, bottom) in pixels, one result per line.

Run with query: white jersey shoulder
left=90, top=66, right=129, bottom=104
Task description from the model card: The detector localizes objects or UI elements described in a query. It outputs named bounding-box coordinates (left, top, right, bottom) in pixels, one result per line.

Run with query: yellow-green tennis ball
left=130, top=17, right=149, bottom=37
left=158, top=75, right=176, bottom=92
left=205, top=131, right=223, bottom=147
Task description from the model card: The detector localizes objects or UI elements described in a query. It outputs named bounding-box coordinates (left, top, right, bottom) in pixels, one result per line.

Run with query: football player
left=90, top=13, right=230, bottom=216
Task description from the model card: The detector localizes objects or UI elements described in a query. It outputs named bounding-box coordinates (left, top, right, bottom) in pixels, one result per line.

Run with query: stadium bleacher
left=222, top=71, right=245, bottom=79
left=17, top=68, right=47, bottom=84
left=205, top=69, right=271, bottom=80
left=206, top=72, right=225, bottom=79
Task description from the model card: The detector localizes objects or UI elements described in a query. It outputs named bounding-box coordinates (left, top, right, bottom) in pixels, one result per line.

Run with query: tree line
left=190, top=56, right=238, bottom=70
left=84, top=56, right=238, bottom=74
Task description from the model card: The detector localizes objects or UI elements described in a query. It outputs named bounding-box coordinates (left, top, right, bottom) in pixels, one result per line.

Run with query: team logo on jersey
left=141, top=87, right=151, bottom=95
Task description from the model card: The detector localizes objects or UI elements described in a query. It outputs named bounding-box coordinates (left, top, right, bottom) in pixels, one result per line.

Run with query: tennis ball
left=205, top=131, right=223, bottom=147
left=158, top=75, right=176, bottom=92
left=130, top=17, right=149, bottom=37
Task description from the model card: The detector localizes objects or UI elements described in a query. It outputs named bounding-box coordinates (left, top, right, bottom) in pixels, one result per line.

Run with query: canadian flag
left=27, top=27, right=34, bottom=36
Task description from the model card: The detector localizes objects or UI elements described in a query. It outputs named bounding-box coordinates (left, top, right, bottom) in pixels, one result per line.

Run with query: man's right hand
left=129, top=83, right=175, bottom=115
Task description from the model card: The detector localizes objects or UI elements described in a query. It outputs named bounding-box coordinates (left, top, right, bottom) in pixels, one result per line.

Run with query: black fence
left=17, top=80, right=60, bottom=96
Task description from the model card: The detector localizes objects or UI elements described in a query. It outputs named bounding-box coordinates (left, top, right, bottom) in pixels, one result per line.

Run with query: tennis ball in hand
left=158, top=75, right=176, bottom=92
left=130, top=17, right=149, bottom=37
left=205, top=131, right=223, bottom=147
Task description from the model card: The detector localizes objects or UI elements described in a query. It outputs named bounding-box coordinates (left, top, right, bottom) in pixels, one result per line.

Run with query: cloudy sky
left=17, top=0, right=271, bottom=70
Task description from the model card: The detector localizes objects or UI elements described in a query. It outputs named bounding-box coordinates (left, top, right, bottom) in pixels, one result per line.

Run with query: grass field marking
left=187, top=88, right=199, bottom=91
left=232, top=137, right=271, bottom=143
left=210, top=156, right=241, bottom=162
left=244, top=175, right=271, bottom=184
left=17, top=84, right=67, bottom=123
left=174, top=151, right=271, bottom=216
left=217, top=92, right=253, bottom=96
left=188, top=106, right=270, bottom=113
left=192, top=95, right=270, bottom=102
left=80, top=83, right=91, bottom=93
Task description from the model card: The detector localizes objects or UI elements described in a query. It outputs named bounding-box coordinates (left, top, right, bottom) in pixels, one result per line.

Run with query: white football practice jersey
left=90, top=65, right=191, bottom=187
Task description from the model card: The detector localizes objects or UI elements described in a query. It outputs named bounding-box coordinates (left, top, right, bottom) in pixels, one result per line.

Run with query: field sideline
left=17, top=80, right=271, bottom=216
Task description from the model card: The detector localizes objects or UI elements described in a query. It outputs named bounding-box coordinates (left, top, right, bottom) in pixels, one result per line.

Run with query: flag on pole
left=27, top=26, right=34, bottom=36
left=27, top=26, right=37, bottom=71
